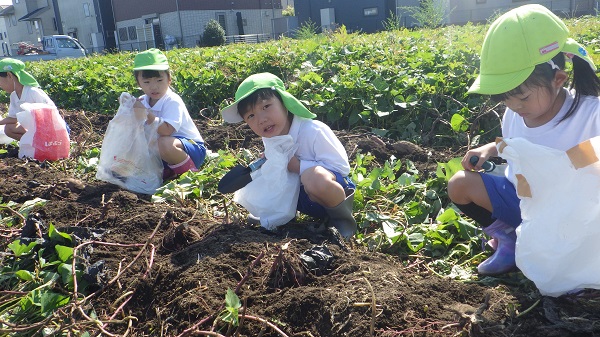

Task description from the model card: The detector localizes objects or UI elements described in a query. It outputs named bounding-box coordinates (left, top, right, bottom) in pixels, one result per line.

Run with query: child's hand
left=133, top=100, right=147, bottom=120
left=287, top=156, right=300, bottom=174
left=462, top=142, right=497, bottom=170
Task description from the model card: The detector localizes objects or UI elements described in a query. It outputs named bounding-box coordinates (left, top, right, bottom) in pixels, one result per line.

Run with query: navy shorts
left=297, top=170, right=355, bottom=219
left=166, top=137, right=206, bottom=168
left=480, top=172, right=522, bottom=228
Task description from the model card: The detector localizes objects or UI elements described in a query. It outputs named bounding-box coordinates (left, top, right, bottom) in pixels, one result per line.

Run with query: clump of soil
left=0, top=110, right=597, bottom=337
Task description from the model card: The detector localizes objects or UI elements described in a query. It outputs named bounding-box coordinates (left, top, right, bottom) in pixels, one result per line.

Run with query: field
left=2, top=16, right=600, bottom=337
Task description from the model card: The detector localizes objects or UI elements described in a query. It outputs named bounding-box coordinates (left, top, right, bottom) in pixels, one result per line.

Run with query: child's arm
left=0, top=116, right=17, bottom=126
left=287, top=156, right=300, bottom=174
left=145, top=110, right=175, bottom=136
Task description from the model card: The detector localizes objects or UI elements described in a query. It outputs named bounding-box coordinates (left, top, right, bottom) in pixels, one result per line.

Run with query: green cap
left=468, top=4, right=596, bottom=95
left=0, top=58, right=39, bottom=87
left=221, top=72, right=317, bottom=123
left=133, top=48, right=169, bottom=71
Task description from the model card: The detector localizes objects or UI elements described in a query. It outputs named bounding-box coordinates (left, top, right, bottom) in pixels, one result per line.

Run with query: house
left=110, top=0, right=285, bottom=50
left=0, top=5, right=11, bottom=56
left=0, top=0, right=116, bottom=56
left=295, top=0, right=403, bottom=33
left=447, top=0, right=598, bottom=25
left=296, top=0, right=598, bottom=33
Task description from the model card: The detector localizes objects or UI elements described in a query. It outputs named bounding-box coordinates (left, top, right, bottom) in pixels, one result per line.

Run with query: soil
left=1, top=109, right=599, bottom=337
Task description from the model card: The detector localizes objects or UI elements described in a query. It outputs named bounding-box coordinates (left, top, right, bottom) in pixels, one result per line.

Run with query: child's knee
left=447, top=170, right=468, bottom=200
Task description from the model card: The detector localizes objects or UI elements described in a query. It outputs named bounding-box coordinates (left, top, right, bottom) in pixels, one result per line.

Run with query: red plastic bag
left=17, top=103, right=70, bottom=161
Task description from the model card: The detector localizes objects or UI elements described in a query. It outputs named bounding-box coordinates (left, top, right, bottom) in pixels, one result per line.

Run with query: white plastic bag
left=96, top=92, right=163, bottom=194
left=234, top=135, right=300, bottom=230
left=0, top=125, right=12, bottom=144
left=17, top=103, right=70, bottom=161
left=498, top=137, right=600, bottom=296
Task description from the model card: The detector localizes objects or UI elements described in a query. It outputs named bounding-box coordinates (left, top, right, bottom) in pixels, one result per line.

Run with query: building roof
left=0, top=4, right=13, bottom=16
left=18, top=6, right=49, bottom=21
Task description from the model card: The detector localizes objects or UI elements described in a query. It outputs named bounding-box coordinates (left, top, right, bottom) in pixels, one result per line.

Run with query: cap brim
left=220, top=87, right=317, bottom=124
left=133, top=65, right=170, bottom=71
left=563, top=38, right=596, bottom=71
left=221, top=102, right=244, bottom=123
left=468, top=67, right=534, bottom=95
left=15, top=70, right=39, bottom=87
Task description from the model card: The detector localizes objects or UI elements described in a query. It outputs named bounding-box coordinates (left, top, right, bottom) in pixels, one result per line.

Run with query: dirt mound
left=0, top=110, right=598, bottom=336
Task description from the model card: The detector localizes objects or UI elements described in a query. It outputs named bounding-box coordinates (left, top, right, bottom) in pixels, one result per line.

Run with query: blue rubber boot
left=478, top=219, right=517, bottom=275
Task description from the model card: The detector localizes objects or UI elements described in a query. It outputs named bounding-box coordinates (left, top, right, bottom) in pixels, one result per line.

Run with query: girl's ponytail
left=559, top=55, right=600, bottom=122
left=570, top=56, right=600, bottom=96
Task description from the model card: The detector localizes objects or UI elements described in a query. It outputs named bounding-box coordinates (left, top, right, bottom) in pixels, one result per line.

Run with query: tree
left=202, top=19, right=226, bottom=47
left=400, top=0, right=449, bottom=28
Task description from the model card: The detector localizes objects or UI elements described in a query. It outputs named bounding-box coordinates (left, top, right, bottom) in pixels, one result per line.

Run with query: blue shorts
left=297, top=171, right=355, bottom=219
left=480, top=173, right=522, bottom=228
left=172, top=137, right=206, bottom=168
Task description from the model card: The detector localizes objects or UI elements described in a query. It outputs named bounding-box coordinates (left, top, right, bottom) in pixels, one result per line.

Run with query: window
left=10, top=15, right=17, bottom=26
left=56, top=37, right=78, bottom=48
left=27, top=21, right=33, bottom=34
left=128, top=26, right=137, bottom=40
left=83, top=3, right=91, bottom=17
left=216, top=13, right=226, bottom=31
left=364, top=7, right=378, bottom=16
left=118, top=27, right=128, bottom=41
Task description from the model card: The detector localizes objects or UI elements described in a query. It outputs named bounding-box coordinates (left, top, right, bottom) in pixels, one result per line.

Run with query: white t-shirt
left=286, top=115, right=350, bottom=176
left=8, top=86, right=55, bottom=118
left=139, top=88, right=203, bottom=143
left=502, top=88, right=600, bottom=184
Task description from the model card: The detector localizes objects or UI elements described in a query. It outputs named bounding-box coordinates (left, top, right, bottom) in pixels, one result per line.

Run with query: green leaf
left=19, top=198, right=48, bottom=218
left=450, top=113, right=469, bottom=132
left=8, top=240, right=38, bottom=256
left=40, top=291, right=70, bottom=315
left=15, top=270, right=34, bottom=281
left=225, top=288, right=241, bottom=310
left=220, top=288, right=241, bottom=325
left=55, top=245, right=74, bottom=262
left=436, top=157, right=464, bottom=182
left=48, top=223, right=73, bottom=242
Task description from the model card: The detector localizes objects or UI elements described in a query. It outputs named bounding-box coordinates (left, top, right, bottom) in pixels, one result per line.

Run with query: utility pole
left=272, top=0, right=275, bottom=39
left=176, top=0, right=184, bottom=46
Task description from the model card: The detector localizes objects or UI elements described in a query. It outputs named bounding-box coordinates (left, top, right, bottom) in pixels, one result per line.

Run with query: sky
left=0, top=0, right=11, bottom=6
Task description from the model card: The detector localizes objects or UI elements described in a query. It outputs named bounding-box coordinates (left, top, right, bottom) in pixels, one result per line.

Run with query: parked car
left=6, top=35, right=87, bottom=61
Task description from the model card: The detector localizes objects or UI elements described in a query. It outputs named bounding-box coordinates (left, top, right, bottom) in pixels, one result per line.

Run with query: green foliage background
left=7, top=15, right=599, bottom=147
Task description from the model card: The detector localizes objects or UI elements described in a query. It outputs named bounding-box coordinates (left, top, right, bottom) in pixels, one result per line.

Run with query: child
left=132, top=48, right=206, bottom=179
left=0, top=58, right=55, bottom=141
left=221, top=72, right=357, bottom=238
left=447, top=4, right=600, bottom=275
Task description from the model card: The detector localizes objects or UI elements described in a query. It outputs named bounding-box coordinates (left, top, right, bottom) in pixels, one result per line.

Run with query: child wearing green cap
left=132, top=48, right=206, bottom=179
left=447, top=4, right=600, bottom=276
left=0, top=58, right=56, bottom=141
left=221, top=72, right=357, bottom=238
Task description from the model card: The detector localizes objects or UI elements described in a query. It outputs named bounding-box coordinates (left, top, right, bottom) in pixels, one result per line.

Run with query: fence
left=224, top=34, right=271, bottom=44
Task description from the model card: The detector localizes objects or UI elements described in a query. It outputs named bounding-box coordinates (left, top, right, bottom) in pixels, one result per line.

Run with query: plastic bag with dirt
left=96, top=92, right=163, bottom=194
left=497, top=136, right=600, bottom=296
left=234, top=135, right=300, bottom=230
